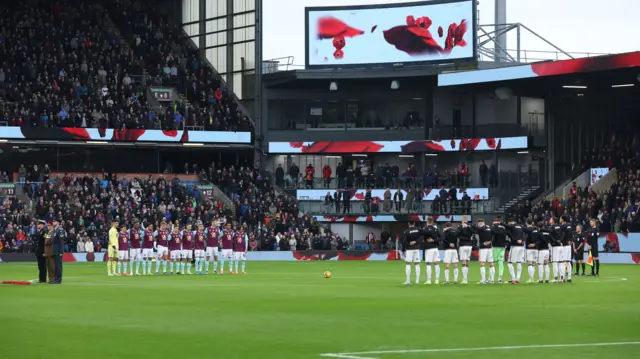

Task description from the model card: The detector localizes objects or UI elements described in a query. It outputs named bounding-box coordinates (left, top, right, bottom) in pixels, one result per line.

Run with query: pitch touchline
left=320, top=341, right=640, bottom=359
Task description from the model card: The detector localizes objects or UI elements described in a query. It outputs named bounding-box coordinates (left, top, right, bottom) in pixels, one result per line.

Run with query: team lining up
left=105, top=219, right=248, bottom=276
left=401, top=216, right=599, bottom=285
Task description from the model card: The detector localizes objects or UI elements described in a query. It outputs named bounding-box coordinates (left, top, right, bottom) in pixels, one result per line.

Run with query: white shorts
left=509, top=246, right=525, bottom=263
left=157, top=245, right=168, bottom=258
left=170, top=250, right=181, bottom=260
left=526, top=249, right=538, bottom=263
left=221, top=249, right=233, bottom=259
left=206, top=247, right=219, bottom=258
left=118, top=250, right=129, bottom=260
left=479, top=248, right=493, bottom=263
left=458, top=246, right=472, bottom=261
left=551, top=246, right=563, bottom=262
left=405, top=249, right=420, bottom=263
left=562, top=246, right=572, bottom=261
left=181, top=249, right=193, bottom=259
left=142, top=248, right=154, bottom=258
left=424, top=248, right=440, bottom=263
left=538, top=250, right=550, bottom=264
left=233, top=252, right=247, bottom=261
left=130, top=248, right=142, bottom=260
left=194, top=249, right=205, bottom=258
left=443, top=249, right=459, bottom=264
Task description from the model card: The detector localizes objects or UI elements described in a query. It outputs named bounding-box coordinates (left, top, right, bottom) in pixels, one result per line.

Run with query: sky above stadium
left=262, top=0, right=640, bottom=68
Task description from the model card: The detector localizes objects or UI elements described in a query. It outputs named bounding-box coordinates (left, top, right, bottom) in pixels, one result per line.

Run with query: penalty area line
left=320, top=341, right=640, bottom=359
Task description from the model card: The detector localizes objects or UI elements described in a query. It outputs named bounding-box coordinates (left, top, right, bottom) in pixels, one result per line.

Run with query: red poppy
left=162, top=129, right=178, bottom=137
left=383, top=25, right=442, bottom=55
left=443, top=20, right=468, bottom=52
left=485, top=138, right=496, bottom=148
left=61, top=128, right=91, bottom=140
left=332, top=36, right=345, bottom=50
left=289, top=142, right=304, bottom=148
left=316, top=16, right=364, bottom=39
left=631, top=253, right=640, bottom=264
left=112, top=129, right=145, bottom=141
left=333, top=49, right=344, bottom=60
left=406, top=15, right=416, bottom=27
left=401, top=141, right=446, bottom=153
left=466, top=138, right=482, bottom=151
left=386, top=251, right=400, bottom=260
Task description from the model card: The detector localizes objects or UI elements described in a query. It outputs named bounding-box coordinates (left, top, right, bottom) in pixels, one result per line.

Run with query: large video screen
left=306, top=0, right=476, bottom=68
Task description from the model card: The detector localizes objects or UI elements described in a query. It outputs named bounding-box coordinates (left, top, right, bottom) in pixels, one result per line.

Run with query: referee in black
left=34, top=220, right=48, bottom=283
left=573, top=224, right=586, bottom=276
left=587, top=218, right=600, bottom=276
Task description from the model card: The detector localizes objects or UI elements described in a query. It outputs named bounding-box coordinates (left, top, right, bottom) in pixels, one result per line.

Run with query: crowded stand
left=0, top=163, right=347, bottom=253
left=509, top=134, right=640, bottom=233
left=0, top=0, right=250, bottom=132
left=104, top=0, right=253, bottom=132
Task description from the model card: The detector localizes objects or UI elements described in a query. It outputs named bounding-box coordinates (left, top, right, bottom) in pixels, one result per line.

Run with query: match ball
left=324, top=271, right=332, bottom=279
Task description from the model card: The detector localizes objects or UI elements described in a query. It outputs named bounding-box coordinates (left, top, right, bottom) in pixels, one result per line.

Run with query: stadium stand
left=103, top=0, right=253, bottom=132
left=0, top=0, right=250, bottom=132
left=509, top=134, right=640, bottom=232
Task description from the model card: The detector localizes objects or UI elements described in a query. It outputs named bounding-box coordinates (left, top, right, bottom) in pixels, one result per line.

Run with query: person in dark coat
left=44, top=222, right=55, bottom=283
left=51, top=218, right=66, bottom=284
left=34, top=220, right=47, bottom=283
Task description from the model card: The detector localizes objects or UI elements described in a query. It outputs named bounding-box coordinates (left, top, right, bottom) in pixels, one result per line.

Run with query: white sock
left=444, top=268, right=450, bottom=282
left=155, top=259, right=161, bottom=273
left=516, top=263, right=522, bottom=280
left=434, top=265, right=440, bottom=281
left=414, top=264, right=420, bottom=284
left=453, top=267, right=459, bottom=282
left=462, top=266, right=468, bottom=281
left=552, top=262, right=559, bottom=279
left=489, top=266, right=495, bottom=281
left=426, top=265, right=432, bottom=282
left=538, top=265, right=543, bottom=280
left=528, top=265, right=534, bottom=280
left=480, top=266, right=486, bottom=282
left=162, top=260, right=167, bottom=272
left=566, top=262, right=572, bottom=280
left=405, top=264, right=411, bottom=282
left=544, top=264, right=550, bottom=280
left=508, top=263, right=516, bottom=280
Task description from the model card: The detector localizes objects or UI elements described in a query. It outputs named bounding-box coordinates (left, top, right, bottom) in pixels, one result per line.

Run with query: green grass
left=1, top=261, right=639, bottom=359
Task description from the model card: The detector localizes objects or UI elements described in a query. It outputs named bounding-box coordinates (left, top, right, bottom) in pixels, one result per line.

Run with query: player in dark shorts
left=573, top=225, right=586, bottom=276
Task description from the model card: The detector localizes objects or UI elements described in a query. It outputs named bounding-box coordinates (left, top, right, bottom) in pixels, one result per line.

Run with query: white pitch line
left=321, top=341, right=640, bottom=359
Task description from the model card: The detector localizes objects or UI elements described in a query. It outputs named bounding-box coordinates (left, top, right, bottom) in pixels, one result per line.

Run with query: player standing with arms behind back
left=194, top=223, right=207, bottom=274
left=181, top=225, right=195, bottom=275
left=402, top=220, right=424, bottom=285
left=155, top=221, right=169, bottom=275
left=220, top=223, right=235, bottom=274
left=523, top=219, right=540, bottom=283
left=205, top=219, right=220, bottom=274
left=107, top=219, right=119, bottom=277
left=142, top=223, right=155, bottom=275
left=129, top=221, right=143, bottom=276
left=559, top=216, right=574, bottom=283
left=538, top=224, right=552, bottom=283
left=457, top=216, right=474, bottom=284
left=506, top=219, right=525, bottom=284
left=169, top=227, right=182, bottom=274
left=117, top=224, right=130, bottom=276
left=423, top=218, right=441, bottom=285
left=473, top=219, right=494, bottom=284
left=233, top=226, right=248, bottom=274
left=441, top=223, right=460, bottom=284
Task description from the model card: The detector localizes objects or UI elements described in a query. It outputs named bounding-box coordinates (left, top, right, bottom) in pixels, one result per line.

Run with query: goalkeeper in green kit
left=490, top=217, right=508, bottom=284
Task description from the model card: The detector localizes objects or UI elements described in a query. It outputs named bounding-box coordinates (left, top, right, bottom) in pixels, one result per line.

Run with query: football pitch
left=1, top=261, right=639, bottom=359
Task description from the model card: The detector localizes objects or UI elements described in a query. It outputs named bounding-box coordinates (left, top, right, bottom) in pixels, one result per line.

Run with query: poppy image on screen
left=307, top=0, right=474, bottom=67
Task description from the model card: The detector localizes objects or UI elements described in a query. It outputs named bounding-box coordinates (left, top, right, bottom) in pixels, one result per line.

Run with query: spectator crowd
left=0, top=0, right=251, bottom=132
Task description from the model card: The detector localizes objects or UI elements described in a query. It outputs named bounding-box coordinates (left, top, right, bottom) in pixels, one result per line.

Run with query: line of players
left=106, top=218, right=248, bottom=277
left=402, top=215, right=600, bottom=285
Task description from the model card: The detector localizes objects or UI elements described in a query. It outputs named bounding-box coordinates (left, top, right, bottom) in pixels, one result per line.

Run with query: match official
left=34, top=220, right=47, bottom=283
left=587, top=219, right=600, bottom=276
left=402, top=220, right=424, bottom=285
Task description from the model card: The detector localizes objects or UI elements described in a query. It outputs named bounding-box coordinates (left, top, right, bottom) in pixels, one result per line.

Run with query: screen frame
left=304, top=0, right=477, bottom=69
